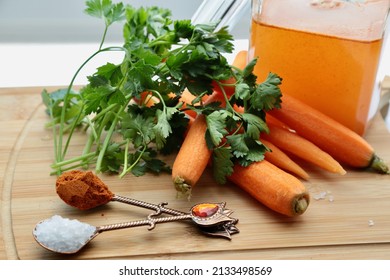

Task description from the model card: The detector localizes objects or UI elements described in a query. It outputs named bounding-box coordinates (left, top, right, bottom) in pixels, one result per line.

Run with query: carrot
left=266, top=113, right=289, bottom=129
left=261, top=139, right=310, bottom=180
left=208, top=89, right=310, bottom=179
left=228, top=160, right=310, bottom=217
left=233, top=104, right=337, bottom=176
left=268, top=94, right=389, bottom=174
left=232, top=50, right=248, bottom=70
left=172, top=114, right=212, bottom=198
left=172, top=88, right=209, bottom=119
left=136, top=89, right=205, bottom=119
left=262, top=123, right=346, bottom=175
left=134, top=91, right=158, bottom=107
left=135, top=90, right=197, bottom=132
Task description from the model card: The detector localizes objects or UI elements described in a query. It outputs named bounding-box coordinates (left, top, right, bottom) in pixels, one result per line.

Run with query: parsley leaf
left=212, top=147, right=234, bottom=184
left=85, top=0, right=125, bottom=26
left=242, top=113, right=269, bottom=139
left=206, top=111, right=229, bottom=147
left=251, top=73, right=283, bottom=111
left=226, top=134, right=249, bottom=158
left=153, top=108, right=174, bottom=149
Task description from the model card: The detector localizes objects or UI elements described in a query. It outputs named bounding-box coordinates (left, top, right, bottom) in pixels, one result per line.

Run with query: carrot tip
left=370, top=154, right=390, bottom=174
left=173, top=176, right=192, bottom=200
left=338, top=168, right=347, bottom=176
left=293, top=194, right=310, bottom=216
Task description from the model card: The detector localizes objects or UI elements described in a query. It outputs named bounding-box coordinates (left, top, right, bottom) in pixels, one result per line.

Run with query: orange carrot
left=137, top=89, right=205, bottom=119
left=268, top=94, right=389, bottom=173
left=266, top=113, right=289, bottom=129
left=135, top=90, right=197, bottom=131
left=261, top=139, right=310, bottom=180
left=231, top=50, right=248, bottom=70
left=170, top=89, right=209, bottom=119
left=172, top=114, right=212, bottom=198
left=210, top=90, right=310, bottom=179
left=135, top=91, right=158, bottom=107
left=262, top=123, right=346, bottom=175
left=228, top=160, right=310, bottom=217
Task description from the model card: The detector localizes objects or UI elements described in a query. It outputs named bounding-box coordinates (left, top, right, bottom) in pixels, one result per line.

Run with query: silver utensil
left=33, top=201, right=239, bottom=254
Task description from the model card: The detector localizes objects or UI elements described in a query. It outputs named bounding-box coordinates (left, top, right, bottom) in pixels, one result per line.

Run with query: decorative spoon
left=33, top=201, right=239, bottom=254
left=55, top=170, right=186, bottom=215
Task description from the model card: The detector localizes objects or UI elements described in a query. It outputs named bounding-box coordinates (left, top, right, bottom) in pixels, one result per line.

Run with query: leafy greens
left=42, top=0, right=282, bottom=184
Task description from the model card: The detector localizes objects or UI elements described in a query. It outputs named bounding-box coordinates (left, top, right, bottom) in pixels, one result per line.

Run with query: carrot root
left=294, top=196, right=309, bottom=215
left=228, top=160, right=310, bottom=217
left=370, top=155, right=390, bottom=174
left=269, top=94, right=389, bottom=173
left=262, top=124, right=346, bottom=175
left=173, top=176, right=192, bottom=199
left=261, top=139, right=310, bottom=180
left=172, top=114, right=212, bottom=199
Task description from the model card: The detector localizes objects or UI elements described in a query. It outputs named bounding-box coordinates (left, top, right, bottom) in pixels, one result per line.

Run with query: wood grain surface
left=1, top=80, right=390, bottom=260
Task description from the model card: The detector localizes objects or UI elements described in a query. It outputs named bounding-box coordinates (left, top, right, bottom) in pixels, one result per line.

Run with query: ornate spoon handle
left=97, top=201, right=239, bottom=239
left=97, top=213, right=192, bottom=233
left=111, top=194, right=186, bottom=216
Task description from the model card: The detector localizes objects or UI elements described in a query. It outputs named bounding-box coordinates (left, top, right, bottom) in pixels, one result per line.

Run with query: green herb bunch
left=42, top=0, right=282, bottom=183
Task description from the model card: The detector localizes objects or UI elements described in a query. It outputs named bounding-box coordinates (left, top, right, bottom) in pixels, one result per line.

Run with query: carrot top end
left=293, top=194, right=310, bottom=216
left=173, top=176, right=192, bottom=200
left=370, top=154, right=390, bottom=174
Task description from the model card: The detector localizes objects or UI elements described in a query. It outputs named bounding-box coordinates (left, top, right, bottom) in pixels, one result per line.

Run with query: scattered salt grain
left=33, top=215, right=96, bottom=253
left=310, top=186, right=334, bottom=202
left=368, top=219, right=375, bottom=227
left=313, top=191, right=328, bottom=201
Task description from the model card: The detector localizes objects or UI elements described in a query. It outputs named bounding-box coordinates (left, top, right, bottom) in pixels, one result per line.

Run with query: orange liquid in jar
left=250, top=19, right=384, bottom=135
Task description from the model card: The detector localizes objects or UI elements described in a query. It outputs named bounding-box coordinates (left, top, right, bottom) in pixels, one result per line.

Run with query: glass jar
left=249, top=0, right=390, bottom=135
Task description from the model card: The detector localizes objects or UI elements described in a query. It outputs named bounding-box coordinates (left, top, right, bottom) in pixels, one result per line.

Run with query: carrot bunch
left=171, top=50, right=389, bottom=217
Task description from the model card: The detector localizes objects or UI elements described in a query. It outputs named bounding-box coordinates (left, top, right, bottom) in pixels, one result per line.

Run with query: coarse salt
left=313, top=191, right=328, bottom=200
left=33, top=215, right=96, bottom=253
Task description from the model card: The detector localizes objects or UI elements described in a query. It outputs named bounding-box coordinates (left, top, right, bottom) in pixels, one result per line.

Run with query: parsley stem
left=82, top=104, right=118, bottom=162
left=120, top=144, right=147, bottom=178
left=121, top=139, right=130, bottom=176
left=99, top=25, right=109, bottom=50
left=50, top=161, right=93, bottom=176
left=213, top=80, right=237, bottom=114
left=62, top=102, right=85, bottom=161
left=51, top=152, right=96, bottom=169
left=90, top=103, right=117, bottom=122
left=95, top=105, right=124, bottom=172
left=148, top=89, right=166, bottom=109
left=81, top=117, right=99, bottom=158
left=46, top=101, right=59, bottom=164
left=59, top=46, right=126, bottom=161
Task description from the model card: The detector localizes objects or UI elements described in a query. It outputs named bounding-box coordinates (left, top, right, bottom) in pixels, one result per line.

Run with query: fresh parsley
left=42, top=0, right=282, bottom=184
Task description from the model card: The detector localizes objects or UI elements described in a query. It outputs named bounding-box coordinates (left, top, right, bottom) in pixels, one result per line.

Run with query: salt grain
left=33, top=215, right=96, bottom=253
left=313, top=191, right=328, bottom=200
left=368, top=219, right=375, bottom=227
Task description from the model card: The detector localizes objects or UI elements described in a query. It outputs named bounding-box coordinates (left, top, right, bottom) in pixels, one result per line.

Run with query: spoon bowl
left=32, top=215, right=99, bottom=254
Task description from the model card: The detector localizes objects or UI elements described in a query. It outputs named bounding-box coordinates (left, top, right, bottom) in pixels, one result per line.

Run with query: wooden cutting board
left=1, top=81, right=390, bottom=260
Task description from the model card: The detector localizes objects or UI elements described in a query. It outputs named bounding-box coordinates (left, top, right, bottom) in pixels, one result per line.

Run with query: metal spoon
left=55, top=171, right=188, bottom=215
left=111, top=195, right=187, bottom=216
left=33, top=201, right=239, bottom=254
